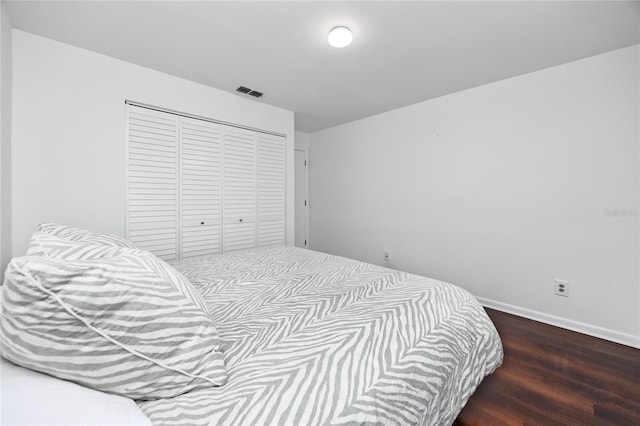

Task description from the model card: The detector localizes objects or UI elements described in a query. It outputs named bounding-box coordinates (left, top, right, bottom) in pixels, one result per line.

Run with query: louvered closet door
left=257, top=133, right=285, bottom=247
left=127, top=106, right=179, bottom=261
left=222, top=126, right=257, bottom=252
left=180, top=118, right=222, bottom=259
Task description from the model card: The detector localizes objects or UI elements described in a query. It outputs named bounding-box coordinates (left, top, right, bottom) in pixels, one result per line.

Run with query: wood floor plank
left=454, top=308, right=640, bottom=425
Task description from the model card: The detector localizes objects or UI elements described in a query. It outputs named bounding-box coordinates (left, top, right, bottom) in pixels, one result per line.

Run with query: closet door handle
left=200, top=221, right=205, bottom=225
left=239, top=218, right=243, bottom=223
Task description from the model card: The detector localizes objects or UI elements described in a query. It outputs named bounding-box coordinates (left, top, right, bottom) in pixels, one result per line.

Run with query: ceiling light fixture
left=328, top=26, right=352, bottom=48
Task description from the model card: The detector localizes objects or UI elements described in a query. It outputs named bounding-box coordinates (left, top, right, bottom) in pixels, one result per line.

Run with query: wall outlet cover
left=554, top=279, right=569, bottom=297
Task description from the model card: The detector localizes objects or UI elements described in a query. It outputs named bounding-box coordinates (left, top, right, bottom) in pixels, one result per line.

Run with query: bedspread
left=138, top=246, right=502, bottom=425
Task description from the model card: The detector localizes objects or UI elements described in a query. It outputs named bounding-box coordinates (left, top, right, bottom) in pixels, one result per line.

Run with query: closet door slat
left=257, top=133, right=285, bottom=248
left=180, top=117, right=222, bottom=259
left=222, top=126, right=257, bottom=252
left=127, top=106, right=179, bottom=261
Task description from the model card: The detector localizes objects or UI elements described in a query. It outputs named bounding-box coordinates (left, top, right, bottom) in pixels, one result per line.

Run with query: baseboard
left=476, top=296, right=640, bottom=349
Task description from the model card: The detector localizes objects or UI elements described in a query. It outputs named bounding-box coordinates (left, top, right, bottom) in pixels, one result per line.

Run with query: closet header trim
left=124, top=100, right=286, bottom=138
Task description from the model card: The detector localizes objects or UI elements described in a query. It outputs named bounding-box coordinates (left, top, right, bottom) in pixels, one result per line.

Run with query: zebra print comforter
left=138, top=246, right=503, bottom=425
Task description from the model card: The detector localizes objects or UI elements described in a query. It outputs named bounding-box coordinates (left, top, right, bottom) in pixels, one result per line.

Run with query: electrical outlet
left=383, top=249, right=390, bottom=262
left=554, top=279, right=569, bottom=297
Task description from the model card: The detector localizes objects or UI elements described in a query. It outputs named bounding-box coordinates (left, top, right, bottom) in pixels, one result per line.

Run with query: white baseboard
left=476, top=296, right=640, bottom=349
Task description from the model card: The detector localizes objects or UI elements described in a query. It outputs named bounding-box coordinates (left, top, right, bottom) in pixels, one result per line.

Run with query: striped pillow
left=38, top=223, right=137, bottom=249
left=26, top=232, right=212, bottom=320
left=1, top=255, right=227, bottom=400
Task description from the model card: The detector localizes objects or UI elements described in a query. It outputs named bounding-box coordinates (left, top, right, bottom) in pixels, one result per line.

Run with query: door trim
left=294, top=148, right=309, bottom=248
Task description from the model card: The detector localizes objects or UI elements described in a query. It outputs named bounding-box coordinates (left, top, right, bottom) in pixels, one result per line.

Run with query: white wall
left=295, top=131, right=309, bottom=151
left=11, top=30, right=295, bottom=256
left=0, top=4, right=12, bottom=280
left=310, top=45, right=640, bottom=347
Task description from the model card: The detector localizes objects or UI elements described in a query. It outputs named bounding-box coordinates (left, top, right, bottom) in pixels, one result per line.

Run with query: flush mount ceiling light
left=328, top=26, right=352, bottom=48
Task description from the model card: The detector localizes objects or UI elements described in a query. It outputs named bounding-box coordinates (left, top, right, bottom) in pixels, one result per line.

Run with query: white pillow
left=27, top=223, right=137, bottom=257
left=2, top=255, right=227, bottom=400
left=1, top=356, right=152, bottom=426
left=25, top=232, right=212, bottom=320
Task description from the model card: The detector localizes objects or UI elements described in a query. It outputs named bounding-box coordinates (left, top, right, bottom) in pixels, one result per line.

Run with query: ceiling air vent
left=236, top=86, right=264, bottom=98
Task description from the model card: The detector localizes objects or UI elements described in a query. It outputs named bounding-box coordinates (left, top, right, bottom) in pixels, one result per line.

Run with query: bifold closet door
left=222, top=126, right=257, bottom=252
left=180, top=118, right=222, bottom=259
left=257, top=133, right=286, bottom=247
left=128, top=104, right=285, bottom=259
left=126, top=106, right=179, bottom=261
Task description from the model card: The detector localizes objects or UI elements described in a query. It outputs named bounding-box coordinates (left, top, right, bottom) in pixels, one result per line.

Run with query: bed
left=1, top=225, right=502, bottom=426
left=138, top=246, right=503, bottom=425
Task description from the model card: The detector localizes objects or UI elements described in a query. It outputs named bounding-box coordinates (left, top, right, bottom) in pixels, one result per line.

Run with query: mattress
left=138, top=246, right=503, bottom=425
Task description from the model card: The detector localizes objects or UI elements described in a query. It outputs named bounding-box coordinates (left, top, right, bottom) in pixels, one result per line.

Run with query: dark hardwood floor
left=454, top=308, right=640, bottom=425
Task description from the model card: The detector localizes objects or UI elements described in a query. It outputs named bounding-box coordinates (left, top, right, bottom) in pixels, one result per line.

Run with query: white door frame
left=294, top=148, right=309, bottom=248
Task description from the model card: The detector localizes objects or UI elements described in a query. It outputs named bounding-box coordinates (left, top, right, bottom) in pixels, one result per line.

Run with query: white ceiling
left=5, top=1, right=640, bottom=132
